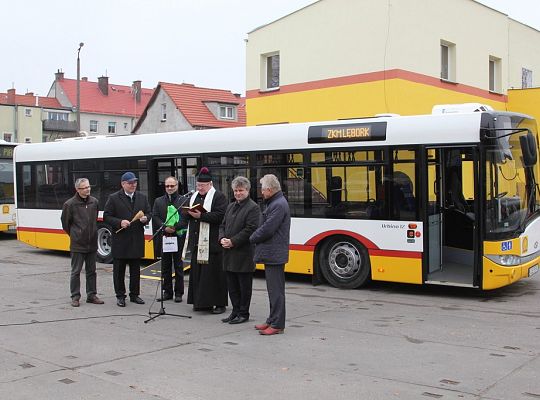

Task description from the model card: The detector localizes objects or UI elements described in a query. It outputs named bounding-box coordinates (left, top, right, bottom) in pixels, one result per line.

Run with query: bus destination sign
left=308, top=122, right=387, bottom=144
left=0, top=146, right=14, bottom=159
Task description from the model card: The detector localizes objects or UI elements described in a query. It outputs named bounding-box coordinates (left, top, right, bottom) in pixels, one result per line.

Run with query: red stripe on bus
left=290, top=244, right=315, bottom=251
left=369, top=249, right=422, bottom=259
left=17, top=226, right=64, bottom=234
left=304, top=230, right=379, bottom=249
left=17, top=226, right=154, bottom=241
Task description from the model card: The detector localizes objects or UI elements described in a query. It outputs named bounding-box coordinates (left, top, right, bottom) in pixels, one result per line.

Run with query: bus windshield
left=0, top=154, right=15, bottom=204
left=484, top=115, right=539, bottom=239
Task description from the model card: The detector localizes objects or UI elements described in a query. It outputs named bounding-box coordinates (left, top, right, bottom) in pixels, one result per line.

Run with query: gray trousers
left=70, top=252, right=97, bottom=300
left=264, top=264, right=286, bottom=329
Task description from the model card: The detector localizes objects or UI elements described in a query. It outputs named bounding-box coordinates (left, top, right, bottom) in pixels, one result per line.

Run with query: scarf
left=181, top=186, right=215, bottom=264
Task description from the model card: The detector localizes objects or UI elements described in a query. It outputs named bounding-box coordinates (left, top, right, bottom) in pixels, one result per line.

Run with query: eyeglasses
left=165, top=185, right=177, bottom=188
left=196, top=182, right=211, bottom=187
left=77, top=186, right=91, bottom=190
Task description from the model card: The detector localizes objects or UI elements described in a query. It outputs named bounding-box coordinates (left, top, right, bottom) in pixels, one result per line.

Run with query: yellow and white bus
left=0, top=140, right=17, bottom=233
left=13, top=104, right=540, bottom=290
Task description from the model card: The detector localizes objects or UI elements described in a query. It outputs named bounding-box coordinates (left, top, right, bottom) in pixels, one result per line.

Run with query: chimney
left=25, top=92, right=34, bottom=96
left=82, top=77, right=88, bottom=82
left=7, top=88, right=15, bottom=104
left=98, top=76, right=109, bottom=95
left=55, top=70, right=64, bottom=81
left=132, top=80, right=142, bottom=103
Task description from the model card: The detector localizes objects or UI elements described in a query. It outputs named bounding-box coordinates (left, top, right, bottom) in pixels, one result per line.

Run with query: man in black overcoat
left=182, top=167, right=228, bottom=314
left=103, top=171, right=151, bottom=307
left=219, top=176, right=261, bottom=324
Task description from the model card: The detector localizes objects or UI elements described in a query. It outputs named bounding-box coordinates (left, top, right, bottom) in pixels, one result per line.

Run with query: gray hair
left=74, top=178, right=89, bottom=189
left=231, top=176, right=251, bottom=191
left=260, top=174, right=281, bottom=192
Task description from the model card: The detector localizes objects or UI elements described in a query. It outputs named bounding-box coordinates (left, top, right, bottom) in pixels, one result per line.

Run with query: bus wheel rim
left=328, top=242, right=361, bottom=279
left=97, top=228, right=111, bottom=257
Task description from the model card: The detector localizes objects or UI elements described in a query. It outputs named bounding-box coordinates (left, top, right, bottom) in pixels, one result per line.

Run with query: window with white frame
left=440, top=40, right=456, bottom=82
left=89, top=120, right=98, bottom=133
left=263, top=52, right=280, bottom=90
left=48, top=112, right=68, bottom=121
left=219, top=105, right=235, bottom=120
left=489, top=56, right=502, bottom=93
left=161, top=103, right=167, bottom=121
left=522, top=68, right=533, bottom=89
left=108, top=122, right=116, bottom=134
left=25, top=108, right=32, bottom=117
left=3, top=133, right=13, bottom=142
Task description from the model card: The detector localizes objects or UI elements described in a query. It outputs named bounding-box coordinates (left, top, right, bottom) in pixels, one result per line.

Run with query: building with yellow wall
left=246, top=0, right=540, bottom=125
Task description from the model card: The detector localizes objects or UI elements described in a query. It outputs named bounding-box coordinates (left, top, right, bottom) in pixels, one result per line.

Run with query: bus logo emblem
left=501, top=241, right=512, bottom=252
left=522, top=237, right=528, bottom=253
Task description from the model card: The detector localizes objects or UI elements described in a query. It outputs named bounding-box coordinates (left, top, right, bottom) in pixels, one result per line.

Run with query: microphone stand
left=145, top=192, right=193, bottom=323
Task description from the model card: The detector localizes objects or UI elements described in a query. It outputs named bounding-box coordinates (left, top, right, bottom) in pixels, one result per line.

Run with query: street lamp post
left=76, top=42, right=84, bottom=134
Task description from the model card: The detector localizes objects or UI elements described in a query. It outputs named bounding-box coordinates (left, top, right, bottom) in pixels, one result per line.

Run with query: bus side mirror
left=520, top=132, right=537, bottom=167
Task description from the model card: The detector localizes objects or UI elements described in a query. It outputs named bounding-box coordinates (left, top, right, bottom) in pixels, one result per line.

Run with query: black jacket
left=103, top=190, right=151, bottom=259
left=61, top=194, right=99, bottom=253
left=219, top=198, right=261, bottom=272
left=152, top=192, right=188, bottom=256
left=250, top=191, right=291, bottom=265
left=184, top=190, right=227, bottom=255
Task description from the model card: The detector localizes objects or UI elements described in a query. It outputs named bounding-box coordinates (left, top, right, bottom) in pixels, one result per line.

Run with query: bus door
left=425, top=147, right=479, bottom=287
left=425, top=149, right=442, bottom=274
left=152, top=157, right=200, bottom=198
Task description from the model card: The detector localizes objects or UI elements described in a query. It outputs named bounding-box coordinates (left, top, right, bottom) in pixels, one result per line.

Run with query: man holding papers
left=152, top=176, right=186, bottom=303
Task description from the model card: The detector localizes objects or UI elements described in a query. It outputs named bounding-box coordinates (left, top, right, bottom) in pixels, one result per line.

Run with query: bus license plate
left=529, top=264, right=539, bottom=277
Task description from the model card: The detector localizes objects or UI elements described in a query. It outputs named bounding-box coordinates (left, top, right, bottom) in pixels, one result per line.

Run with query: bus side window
left=392, top=171, right=415, bottom=218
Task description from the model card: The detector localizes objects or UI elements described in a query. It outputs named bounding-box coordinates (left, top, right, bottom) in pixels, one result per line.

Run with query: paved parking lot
left=0, top=233, right=539, bottom=400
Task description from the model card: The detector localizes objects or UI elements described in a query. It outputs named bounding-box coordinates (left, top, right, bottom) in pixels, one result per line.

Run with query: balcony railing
left=43, top=119, right=78, bottom=132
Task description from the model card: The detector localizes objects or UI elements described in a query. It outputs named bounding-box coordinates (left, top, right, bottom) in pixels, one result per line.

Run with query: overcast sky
left=2, top=0, right=539, bottom=97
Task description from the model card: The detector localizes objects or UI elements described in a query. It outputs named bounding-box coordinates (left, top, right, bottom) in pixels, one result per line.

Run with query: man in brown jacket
left=61, top=178, right=104, bottom=307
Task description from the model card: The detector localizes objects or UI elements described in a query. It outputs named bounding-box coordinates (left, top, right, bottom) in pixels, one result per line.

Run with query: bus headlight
left=486, top=254, right=521, bottom=266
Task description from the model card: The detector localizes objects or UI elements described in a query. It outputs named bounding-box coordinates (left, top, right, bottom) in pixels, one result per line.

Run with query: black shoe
left=130, top=296, right=145, bottom=305
left=221, top=313, right=237, bottom=323
left=174, top=296, right=183, bottom=303
left=229, top=315, right=249, bottom=324
left=212, top=306, right=226, bottom=314
left=157, top=294, right=173, bottom=302
left=117, top=298, right=126, bottom=307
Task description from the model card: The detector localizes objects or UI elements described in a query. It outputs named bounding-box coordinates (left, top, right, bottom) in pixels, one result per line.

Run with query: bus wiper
left=483, top=128, right=531, bottom=140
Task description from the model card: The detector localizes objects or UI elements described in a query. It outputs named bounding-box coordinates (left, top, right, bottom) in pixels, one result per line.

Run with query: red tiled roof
left=56, top=78, right=154, bottom=117
left=160, top=82, right=246, bottom=128
left=0, top=92, right=63, bottom=108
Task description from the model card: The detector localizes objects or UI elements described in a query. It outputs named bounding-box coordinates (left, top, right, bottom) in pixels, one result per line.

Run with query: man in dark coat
left=61, top=177, right=104, bottom=307
left=250, top=174, right=291, bottom=335
left=152, top=176, right=187, bottom=303
left=219, top=176, right=261, bottom=324
left=103, top=171, right=151, bottom=307
left=182, top=167, right=228, bottom=314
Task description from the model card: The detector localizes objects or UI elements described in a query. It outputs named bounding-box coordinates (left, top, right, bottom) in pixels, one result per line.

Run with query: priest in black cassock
left=182, top=167, right=228, bottom=314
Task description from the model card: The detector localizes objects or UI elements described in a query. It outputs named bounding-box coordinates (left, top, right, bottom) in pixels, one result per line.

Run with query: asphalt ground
left=0, top=232, right=539, bottom=400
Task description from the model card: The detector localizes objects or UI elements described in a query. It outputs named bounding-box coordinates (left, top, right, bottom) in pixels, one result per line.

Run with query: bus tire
left=318, top=236, right=371, bottom=289
left=96, top=222, right=113, bottom=264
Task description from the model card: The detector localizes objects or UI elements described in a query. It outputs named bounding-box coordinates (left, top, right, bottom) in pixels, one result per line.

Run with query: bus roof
left=14, top=111, right=489, bottom=163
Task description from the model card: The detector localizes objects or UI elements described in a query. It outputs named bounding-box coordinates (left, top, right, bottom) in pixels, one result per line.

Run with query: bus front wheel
left=96, top=223, right=113, bottom=264
left=318, top=236, right=371, bottom=289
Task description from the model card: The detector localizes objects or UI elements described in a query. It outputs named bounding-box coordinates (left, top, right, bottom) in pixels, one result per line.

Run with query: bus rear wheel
left=318, top=236, right=370, bottom=289
left=96, top=222, right=113, bottom=264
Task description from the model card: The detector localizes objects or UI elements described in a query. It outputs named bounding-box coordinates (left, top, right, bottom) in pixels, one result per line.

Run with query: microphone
left=182, top=190, right=196, bottom=197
